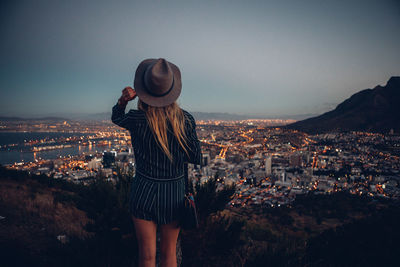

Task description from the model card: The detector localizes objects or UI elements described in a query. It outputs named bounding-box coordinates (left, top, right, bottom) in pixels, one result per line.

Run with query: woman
left=111, top=58, right=202, bottom=267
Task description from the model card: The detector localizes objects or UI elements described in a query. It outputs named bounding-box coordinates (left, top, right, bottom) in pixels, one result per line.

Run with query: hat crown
left=134, top=57, right=182, bottom=107
left=144, top=58, right=174, bottom=96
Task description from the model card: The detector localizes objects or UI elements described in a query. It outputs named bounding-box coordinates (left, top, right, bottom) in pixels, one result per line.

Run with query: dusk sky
left=1, top=0, right=399, bottom=118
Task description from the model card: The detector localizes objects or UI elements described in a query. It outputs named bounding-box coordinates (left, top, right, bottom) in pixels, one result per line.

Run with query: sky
left=0, top=0, right=399, bottom=118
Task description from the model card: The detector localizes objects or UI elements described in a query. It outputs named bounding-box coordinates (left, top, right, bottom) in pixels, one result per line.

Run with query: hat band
left=142, top=69, right=175, bottom=97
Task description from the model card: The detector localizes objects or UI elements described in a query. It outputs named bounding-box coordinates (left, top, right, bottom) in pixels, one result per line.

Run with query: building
left=265, top=156, right=272, bottom=175
left=103, top=151, right=116, bottom=168
left=289, top=154, right=302, bottom=167
left=201, top=152, right=211, bottom=166
left=88, top=158, right=102, bottom=170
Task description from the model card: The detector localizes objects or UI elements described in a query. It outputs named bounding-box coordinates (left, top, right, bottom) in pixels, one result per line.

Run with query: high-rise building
left=201, top=151, right=210, bottom=166
left=281, top=171, right=287, bottom=182
left=103, top=151, right=116, bottom=168
left=290, top=154, right=302, bottom=167
left=265, top=156, right=272, bottom=175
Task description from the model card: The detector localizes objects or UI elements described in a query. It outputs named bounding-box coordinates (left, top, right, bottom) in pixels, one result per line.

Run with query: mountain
left=191, top=111, right=267, bottom=120
left=63, top=112, right=111, bottom=121
left=0, top=116, right=67, bottom=122
left=74, top=111, right=311, bottom=121
left=190, top=112, right=316, bottom=121
left=286, top=76, right=400, bottom=134
left=3, top=111, right=310, bottom=122
left=79, top=111, right=263, bottom=121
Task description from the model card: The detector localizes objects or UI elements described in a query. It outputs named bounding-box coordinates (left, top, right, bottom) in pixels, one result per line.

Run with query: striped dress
left=111, top=103, right=202, bottom=224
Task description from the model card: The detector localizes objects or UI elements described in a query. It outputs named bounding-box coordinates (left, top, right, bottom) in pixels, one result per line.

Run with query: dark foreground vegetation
left=1, top=166, right=399, bottom=267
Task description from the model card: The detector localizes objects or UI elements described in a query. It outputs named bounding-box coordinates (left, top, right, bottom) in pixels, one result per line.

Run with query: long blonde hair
left=138, top=99, right=191, bottom=163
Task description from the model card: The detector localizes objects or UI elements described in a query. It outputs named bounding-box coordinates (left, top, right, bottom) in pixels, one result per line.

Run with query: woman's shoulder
left=180, top=109, right=197, bottom=128
left=180, top=108, right=193, bottom=118
left=126, top=109, right=147, bottom=121
left=181, top=109, right=195, bottom=121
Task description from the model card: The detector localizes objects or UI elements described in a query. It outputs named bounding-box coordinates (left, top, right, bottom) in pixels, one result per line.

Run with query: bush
left=194, top=176, right=236, bottom=220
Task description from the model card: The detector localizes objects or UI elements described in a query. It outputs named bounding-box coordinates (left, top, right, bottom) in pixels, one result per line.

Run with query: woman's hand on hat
left=118, top=87, right=137, bottom=106
left=122, top=87, right=137, bottom=101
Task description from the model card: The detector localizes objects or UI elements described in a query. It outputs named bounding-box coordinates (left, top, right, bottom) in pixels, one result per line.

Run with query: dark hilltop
left=286, top=76, right=400, bottom=134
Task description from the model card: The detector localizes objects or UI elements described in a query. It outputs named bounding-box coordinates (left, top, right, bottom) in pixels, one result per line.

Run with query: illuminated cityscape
left=1, top=0, right=399, bottom=265
left=2, top=118, right=399, bottom=208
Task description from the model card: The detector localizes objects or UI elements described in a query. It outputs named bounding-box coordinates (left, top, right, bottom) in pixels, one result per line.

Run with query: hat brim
left=134, top=58, right=182, bottom=107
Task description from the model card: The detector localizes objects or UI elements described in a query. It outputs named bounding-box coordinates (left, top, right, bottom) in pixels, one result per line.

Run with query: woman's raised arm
left=111, top=87, right=137, bottom=129
left=184, top=113, right=202, bottom=166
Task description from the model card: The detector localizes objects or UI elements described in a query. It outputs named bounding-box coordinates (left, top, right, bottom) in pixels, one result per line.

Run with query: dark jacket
left=111, top=103, right=202, bottom=179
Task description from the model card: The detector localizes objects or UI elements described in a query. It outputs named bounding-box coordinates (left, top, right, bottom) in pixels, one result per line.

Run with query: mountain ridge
left=0, top=112, right=315, bottom=122
left=286, top=76, right=400, bottom=134
left=0, top=116, right=68, bottom=122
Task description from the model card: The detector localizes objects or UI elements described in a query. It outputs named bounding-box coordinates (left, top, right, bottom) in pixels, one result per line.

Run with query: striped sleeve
left=185, top=113, right=202, bottom=165
left=111, top=102, right=136, bottom=130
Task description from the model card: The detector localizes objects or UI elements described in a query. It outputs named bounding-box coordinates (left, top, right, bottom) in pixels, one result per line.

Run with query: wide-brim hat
left=134, top=58, right=182, bottom=107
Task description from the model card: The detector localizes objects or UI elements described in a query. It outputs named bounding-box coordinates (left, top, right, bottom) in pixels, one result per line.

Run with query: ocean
left=0, top=132, right=105, bottom=165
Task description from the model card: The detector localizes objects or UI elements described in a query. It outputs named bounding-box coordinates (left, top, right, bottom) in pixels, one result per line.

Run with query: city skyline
left=1, top=0, right=399, bottom=117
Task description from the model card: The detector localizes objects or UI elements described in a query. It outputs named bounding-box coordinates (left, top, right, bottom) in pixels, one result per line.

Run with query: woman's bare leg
left=159, top=220, right=181, bottom=267
left=132, top=215, right=157, bottom=267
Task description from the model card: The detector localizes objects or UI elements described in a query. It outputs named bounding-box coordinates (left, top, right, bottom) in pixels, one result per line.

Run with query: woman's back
left=112, top=58, right=200, bottom=266
left=112, top=104, right=202, bottom=179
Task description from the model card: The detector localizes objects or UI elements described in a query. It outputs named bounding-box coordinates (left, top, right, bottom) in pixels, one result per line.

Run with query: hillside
left=286, top=76, right=400, bottom=133
left=0, top=178, right=93, bottom=265
left=0, top=167, right=138, bottom=267
left=1, top=167, right=400, bottom=266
